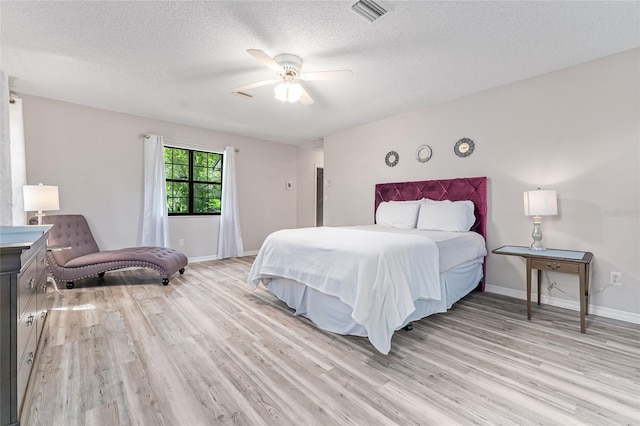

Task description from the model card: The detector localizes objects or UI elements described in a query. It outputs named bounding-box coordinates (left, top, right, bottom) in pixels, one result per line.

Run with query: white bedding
left=248, top=226, right=486, bottom=354
left=265, top=259, right=483, bottom=340
left=348, top=225, right=486, bottom=272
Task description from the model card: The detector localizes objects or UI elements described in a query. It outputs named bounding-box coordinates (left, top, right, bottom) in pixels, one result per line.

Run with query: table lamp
left=23, top=183, right=59, bottom=225
left=523, top=188, right=557, bottom=251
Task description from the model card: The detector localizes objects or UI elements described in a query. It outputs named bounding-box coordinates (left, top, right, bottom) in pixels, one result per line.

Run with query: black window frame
left=164, top=146, right=223, bottom=216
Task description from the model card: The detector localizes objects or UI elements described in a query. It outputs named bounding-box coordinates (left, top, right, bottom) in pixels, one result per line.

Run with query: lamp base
left=530, top=217, right=546, bottom=251
left=530, top=240, right=546, bottom=251
left=28, top=211, right=45, bottom=226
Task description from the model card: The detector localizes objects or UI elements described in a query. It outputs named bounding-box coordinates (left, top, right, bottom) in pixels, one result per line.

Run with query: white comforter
left=248, top=227, right=441, bottom=354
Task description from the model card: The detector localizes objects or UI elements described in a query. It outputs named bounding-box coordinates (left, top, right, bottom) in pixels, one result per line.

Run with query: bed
left=248, top=177, right=487, bottom=354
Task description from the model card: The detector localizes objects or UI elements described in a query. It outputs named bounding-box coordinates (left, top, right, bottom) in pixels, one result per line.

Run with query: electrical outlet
left=610, top=272, right=622, bottom=286
left=178, top=239, right=185, bottom=247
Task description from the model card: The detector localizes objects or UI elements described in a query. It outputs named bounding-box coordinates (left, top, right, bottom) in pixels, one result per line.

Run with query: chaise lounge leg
left=162, top=278, right=169, bottom=286
left=98, top=272, right=105, bottom=278
left=66, top=282, right=75, bottom=289
left=402, top=322, right=413, bottom=331
left=179, top=268, right=185, bottom=274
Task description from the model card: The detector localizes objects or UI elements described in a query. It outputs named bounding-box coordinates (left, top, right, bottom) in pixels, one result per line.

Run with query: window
left=164, top=147, right=223, bottom=215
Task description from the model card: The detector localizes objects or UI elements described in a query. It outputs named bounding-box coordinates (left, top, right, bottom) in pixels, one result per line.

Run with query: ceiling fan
left=231, top=49, right=353, bottom=105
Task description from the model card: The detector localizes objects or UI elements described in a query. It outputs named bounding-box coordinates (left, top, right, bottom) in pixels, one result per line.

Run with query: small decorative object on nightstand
left=523, top=188, right=557, bottom=250
left=492, top=245, right=593, bottom=333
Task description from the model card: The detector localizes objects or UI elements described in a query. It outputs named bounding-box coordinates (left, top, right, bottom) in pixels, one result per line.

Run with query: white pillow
left=376, top=201, right=421, bottom=228
left=456, top=200, right=476, bottom=229
left=417, top=200, right=476, bottom=232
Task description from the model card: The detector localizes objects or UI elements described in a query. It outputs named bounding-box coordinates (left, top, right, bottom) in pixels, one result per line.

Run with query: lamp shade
left=523, top=189, right=557, bottom=216
left=23, top=184, right=60, bottom=212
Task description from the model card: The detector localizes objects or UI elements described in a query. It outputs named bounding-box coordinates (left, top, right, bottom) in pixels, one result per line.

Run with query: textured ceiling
left=2, top=1, right=639, bottom=145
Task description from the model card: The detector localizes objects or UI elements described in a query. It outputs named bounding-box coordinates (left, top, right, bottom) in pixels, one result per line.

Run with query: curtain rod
left=140, top=133, right=239, bottom=152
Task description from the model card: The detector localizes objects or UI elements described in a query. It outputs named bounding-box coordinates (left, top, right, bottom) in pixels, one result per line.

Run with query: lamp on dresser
left=523, top=188, right=557, bottom=251
left=23, top=183, right=59, bottom=225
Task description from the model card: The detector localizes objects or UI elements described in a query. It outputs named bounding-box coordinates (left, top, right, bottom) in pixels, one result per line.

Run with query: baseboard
left=188, top=255, right=218, bottom=263
left=485, top=284, right=640, bottom=325
left=188, top=250, right=259, bottom=263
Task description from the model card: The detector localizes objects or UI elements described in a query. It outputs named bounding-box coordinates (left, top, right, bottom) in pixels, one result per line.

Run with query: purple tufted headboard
left=375, top=176, right=488, bottom=289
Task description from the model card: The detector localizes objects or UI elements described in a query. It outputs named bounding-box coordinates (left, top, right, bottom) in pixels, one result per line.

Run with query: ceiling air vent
left=351, top=0, right=388, bottom=23
left=233, top=91, right=254, bottom=99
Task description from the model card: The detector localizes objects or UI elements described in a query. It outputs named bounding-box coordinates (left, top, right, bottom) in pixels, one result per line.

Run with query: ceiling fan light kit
left=275, top=81, right=303, bottom=103
left=232, top=49, right=353, bottom=106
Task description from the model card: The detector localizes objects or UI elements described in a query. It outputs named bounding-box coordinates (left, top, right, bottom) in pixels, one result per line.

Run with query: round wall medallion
left=454, top=138, right=475, bottom=157
left=415, top=145, right=432, bottom=163
left=385, top=151, right=399, bottom=167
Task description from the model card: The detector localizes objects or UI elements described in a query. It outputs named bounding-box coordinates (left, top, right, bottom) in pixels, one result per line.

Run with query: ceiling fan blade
left=299, top=85, right=315, bottom=106
left=247, top=49, right=282, bottom=73
left=300, top=70, right=353, bottom=81
left=231, top=79, right=278, bottom=94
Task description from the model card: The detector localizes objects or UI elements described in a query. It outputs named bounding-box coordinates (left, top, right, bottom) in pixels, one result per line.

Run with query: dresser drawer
left=36, top=247, right=47, bottom=283
left=18, top=256, right=38, bottom=318
left=36, top=246, right=49, bottom=342
left=36, top=283, right=49, bottom=342
left=17, top=325, right=37, bottom=416
left=530, top=259, right=580, bottom=274
left=17, top=295, right=37, bottom=361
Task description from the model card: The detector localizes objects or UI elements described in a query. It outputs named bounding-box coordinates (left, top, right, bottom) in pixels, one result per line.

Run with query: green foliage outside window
left=164, top=147, right=222, bottom=215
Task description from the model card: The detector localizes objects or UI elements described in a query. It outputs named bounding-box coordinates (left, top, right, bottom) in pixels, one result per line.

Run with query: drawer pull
left=546, top=263, right=560, bottom=270
left=29, top=277, right=35, bottom=289
left=41, top=258, right=45, bottom=264
left=27, top=352, right=34, bottom=364
left=26, top=315, right=34, bottom=326
left=41, top=311, right=47, bottom=320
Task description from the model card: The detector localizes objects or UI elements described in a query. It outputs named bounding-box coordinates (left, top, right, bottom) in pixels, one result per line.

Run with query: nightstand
left=492, top=245, right=593, bottom=333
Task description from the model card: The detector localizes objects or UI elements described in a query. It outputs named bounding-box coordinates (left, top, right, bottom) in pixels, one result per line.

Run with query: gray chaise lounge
left=43, top=214, right=188, bottom=289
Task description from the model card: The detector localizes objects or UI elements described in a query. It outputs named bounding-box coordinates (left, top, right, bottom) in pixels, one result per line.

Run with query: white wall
left=324, top=48, right=640, bottom=319
left=21, top=95, right=298, bottom=259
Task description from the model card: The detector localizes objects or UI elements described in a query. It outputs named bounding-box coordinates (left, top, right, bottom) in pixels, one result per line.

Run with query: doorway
left=315, top=166, right=323, bottom=227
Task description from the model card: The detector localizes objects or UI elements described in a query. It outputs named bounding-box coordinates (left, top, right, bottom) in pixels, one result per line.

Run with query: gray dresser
left=0, top=225, right=51, bottom=426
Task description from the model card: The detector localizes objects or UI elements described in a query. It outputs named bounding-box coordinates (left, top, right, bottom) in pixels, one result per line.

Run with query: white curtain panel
left=0, top=70, right=12, bottom=225
left=10, top=97, right=27, bottom=225
left=217, top=146, right=244, bottom=259
left=141, top=135, right=169, bottom=247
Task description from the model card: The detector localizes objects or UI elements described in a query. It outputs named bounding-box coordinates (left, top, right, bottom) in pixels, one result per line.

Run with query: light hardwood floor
left=23, top=257, right=640, bottom=425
